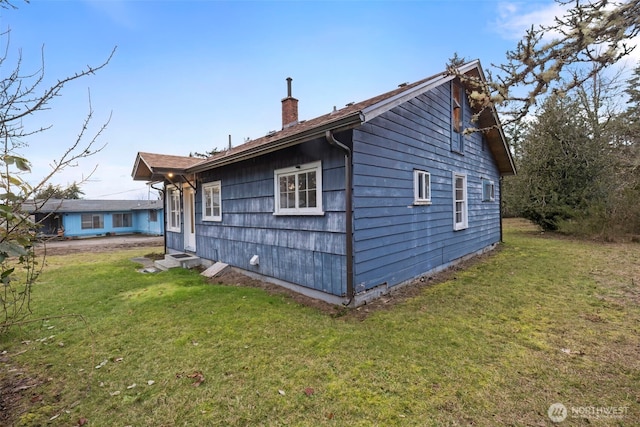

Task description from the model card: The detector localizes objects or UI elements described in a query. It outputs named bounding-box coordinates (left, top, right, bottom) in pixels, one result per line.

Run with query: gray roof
left=25, top=199, right=163, bottom=214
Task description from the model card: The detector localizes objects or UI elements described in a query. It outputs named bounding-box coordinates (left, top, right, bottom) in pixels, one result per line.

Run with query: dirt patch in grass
left=34, top=235, right=163, bottom=256
left=211, top=268, right=346, bottom=316
left=0, top=352, right=45, bottom=426
left=210, top=248, right=500, bottom=321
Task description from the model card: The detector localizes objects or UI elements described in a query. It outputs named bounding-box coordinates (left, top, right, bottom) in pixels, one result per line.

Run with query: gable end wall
left=352, top=82, right=502, bottom=291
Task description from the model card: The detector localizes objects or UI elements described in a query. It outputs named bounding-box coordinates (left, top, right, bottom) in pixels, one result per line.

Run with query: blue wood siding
left=187, top=138, right=348, bottom=296
left=133, top=210, right=164, bottom=235
left=166, top=230, right=184, bottom=251
left=352, top=83, right=502, bottom=291
left=165, top=80, right=505, bottom=298
left=61, top=210, right=165, bottom=237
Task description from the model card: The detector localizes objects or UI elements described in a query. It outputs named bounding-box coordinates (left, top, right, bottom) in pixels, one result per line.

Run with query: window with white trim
left=202, top=181, right=222, bottom=221
left=453, top=173, right=468, bottom=230
left=81, top=213, right=103, bottom=230
left=414, top=170, right=431, bottom=205
left=167, top=186, right=181, bottom=232
left=274, top=161, right=323, bottom=215
left=113, top=213, right=132, bottom=228
left=482, top=179, right=495, bottom=202
left=451, top=81, right=465, bottom=153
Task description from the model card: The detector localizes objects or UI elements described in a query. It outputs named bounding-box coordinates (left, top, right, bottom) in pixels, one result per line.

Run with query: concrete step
left=155, top=253, right=201, bottom=270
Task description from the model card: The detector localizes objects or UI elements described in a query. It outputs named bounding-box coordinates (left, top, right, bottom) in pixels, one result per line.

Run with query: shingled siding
left=194, top=138, right=348, bottom=296
left=351, top=83, right=501, bottom=292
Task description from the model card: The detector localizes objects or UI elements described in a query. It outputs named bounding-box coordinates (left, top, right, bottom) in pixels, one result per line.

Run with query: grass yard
left=1, top=219, right=639, bottom=426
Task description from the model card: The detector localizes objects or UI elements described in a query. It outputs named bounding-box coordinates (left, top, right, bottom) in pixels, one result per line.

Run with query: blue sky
left=0, top=0, right=608, bottom=199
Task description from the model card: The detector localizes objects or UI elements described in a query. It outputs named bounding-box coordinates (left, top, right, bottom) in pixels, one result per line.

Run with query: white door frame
left=183, top=187, right=196, bottom=252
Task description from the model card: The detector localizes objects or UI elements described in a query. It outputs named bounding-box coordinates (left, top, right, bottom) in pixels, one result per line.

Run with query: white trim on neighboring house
left=274, top=160, right=323, bottom=216
left=453, top=172, right=468, bottom=231
left=202, top=181, right=222, bottom=222
left=166, top=185, right=181, bottom=232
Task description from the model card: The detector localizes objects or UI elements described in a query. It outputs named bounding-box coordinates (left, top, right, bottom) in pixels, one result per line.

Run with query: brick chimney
left=281, top=77, right=298, bottom=129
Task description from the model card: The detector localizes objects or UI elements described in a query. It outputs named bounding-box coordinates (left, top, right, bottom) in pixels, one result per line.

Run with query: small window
left=113, top=213, right=132, bottom=228
left=482, top=179, right=495, bottom=202
left=274, top=161, right=323, bottom=215
left=452, top=83, right=462, bottom=134
left=451, top=81, right=464, bottom=153
left=453, top=173, right=468, bottom=231
left=167, top=186, right=181, bottom=232
left=149, top=210, right=158, bottom=222
left=202, top=181, right=222, bottom=221
left=414, top=170, right=431, bottom=205
left=81, top=213, right=104, bottom=230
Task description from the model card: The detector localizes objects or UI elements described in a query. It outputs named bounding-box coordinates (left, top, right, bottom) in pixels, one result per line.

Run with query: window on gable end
left=482, top=179, right=495, bottom=202
left=413, top=170, right=431, bottom=205
left=274, top=161, right=323, bottom=216
left=202, top=181, right=222, bottom=221
left=451, top=81, right=464, bottom=153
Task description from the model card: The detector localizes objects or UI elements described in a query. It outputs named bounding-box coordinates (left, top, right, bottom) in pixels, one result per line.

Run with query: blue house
left=132, top=61, right=515, bottom=305
left=28, top=199, right=164, bottom=238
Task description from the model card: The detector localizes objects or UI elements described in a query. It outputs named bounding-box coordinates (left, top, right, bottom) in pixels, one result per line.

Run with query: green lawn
left=1, top=219, right=639, bottom=426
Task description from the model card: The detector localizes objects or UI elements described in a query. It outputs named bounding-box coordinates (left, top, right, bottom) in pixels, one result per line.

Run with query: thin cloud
left=492, top=2, right=567, bottom=41
left=84, top=0, right=138, bottom=30
left=493, top=1, right=639, bottom=66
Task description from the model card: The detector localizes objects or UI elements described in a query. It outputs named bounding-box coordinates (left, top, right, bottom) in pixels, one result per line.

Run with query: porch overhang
left=132, top=152, right=203, bottom=183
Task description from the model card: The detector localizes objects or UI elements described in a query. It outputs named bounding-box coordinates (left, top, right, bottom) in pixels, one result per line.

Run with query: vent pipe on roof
left=281, top=77, right=299, bottom=129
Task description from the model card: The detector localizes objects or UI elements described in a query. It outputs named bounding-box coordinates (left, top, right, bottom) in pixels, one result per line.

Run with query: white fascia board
left=360, top=74, right=450, bottom=123
left=361, top=60, right=482, bottom=123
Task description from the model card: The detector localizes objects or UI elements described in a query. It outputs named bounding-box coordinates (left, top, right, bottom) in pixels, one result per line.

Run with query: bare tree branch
left=450, top=0, right=640, bottom=130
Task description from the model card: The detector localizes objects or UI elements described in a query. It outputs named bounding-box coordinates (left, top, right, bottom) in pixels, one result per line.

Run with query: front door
left=183, top=187, right=196, bottom=252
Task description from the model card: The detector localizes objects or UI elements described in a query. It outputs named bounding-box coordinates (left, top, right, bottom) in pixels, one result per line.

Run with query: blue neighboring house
left=131, top=60, right=515, bottom=305
left=28, top=199, right=164, bottom=238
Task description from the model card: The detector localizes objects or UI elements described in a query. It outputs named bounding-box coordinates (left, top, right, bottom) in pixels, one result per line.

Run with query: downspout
left=499, top=176, right=504, bottom=243
left=151, top=181, right=168, bottom=254
left=150, top=182, right=164, bottom=229
left=325, top=130, right=354, bottom=303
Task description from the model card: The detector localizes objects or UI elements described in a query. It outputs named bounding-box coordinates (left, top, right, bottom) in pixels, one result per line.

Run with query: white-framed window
left=202, top=181, right=222, bottom=221
left=413, top=170, right=431, bottom=205
left=274, top=161, right=323, bottom=215
left=167, top=186, right=181, bottom=232
left=451, top=81, right=465, bottom=153
left=482, top=179, right=495, bottom=202
left=81, top=213, right=103, bottom=230
left=453, top=172, right=468, bottom=230
left=113, top=213, right=132, bottom=228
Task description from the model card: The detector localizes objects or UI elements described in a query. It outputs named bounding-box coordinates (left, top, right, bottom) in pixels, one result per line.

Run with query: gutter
left=188, top=114, right=362, bottom=174
left=325, top=130, right=355, bottom=303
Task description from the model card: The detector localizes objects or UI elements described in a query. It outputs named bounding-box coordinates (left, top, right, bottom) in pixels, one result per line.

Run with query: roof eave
left=360, top=60, right=482, bottom=123
left=187, top=112, right=363, bottom=174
